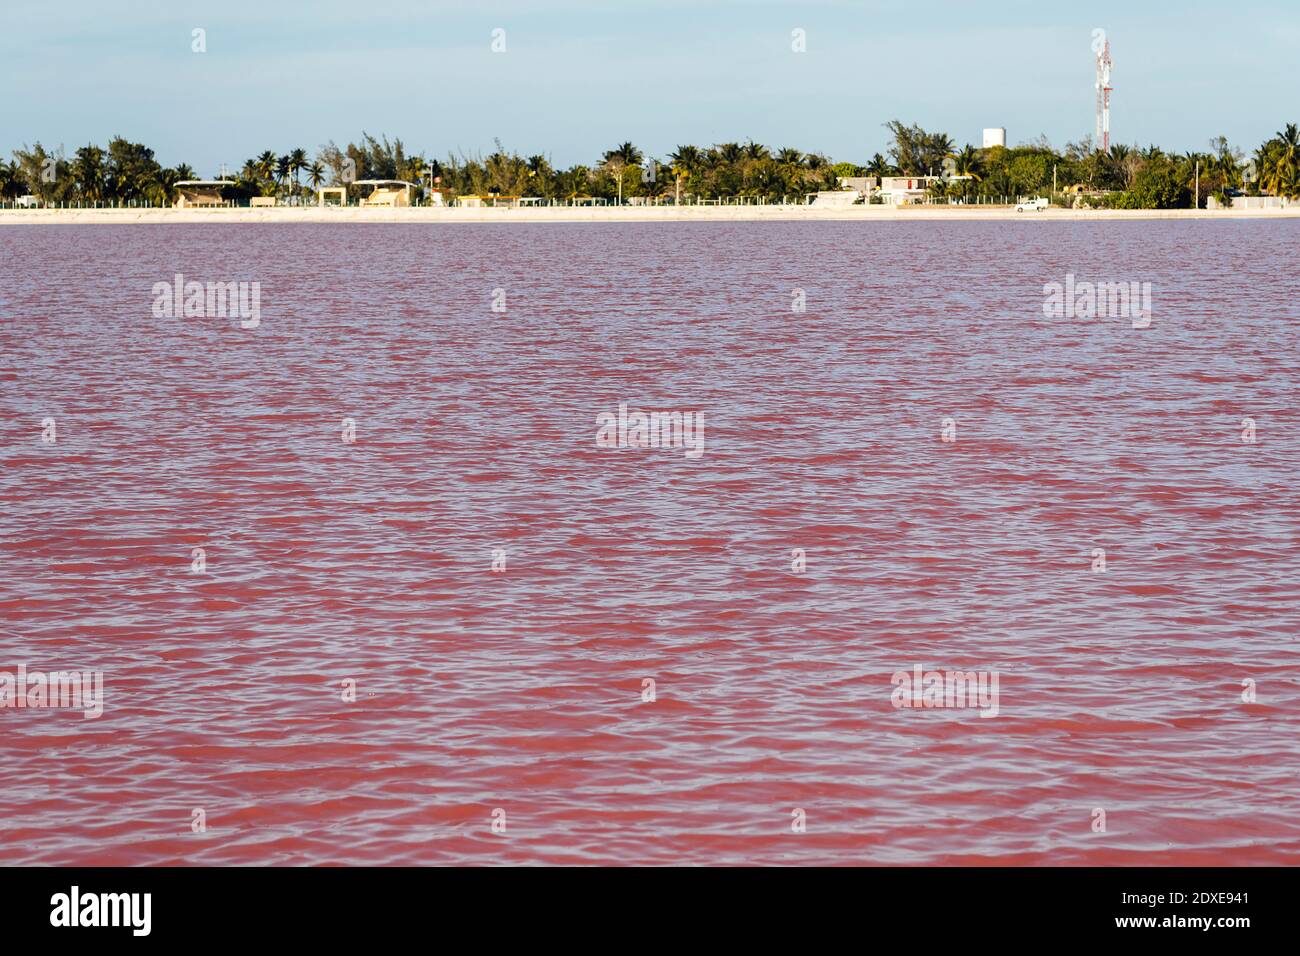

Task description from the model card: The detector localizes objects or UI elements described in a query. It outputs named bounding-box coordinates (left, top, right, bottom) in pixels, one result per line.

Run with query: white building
left=878, top=176, right=939, bottom=205
left=808, top=190, right=861, bottom=207
left=982, top=128, right=1006, bottom=148
left=837, top=176, right=877, bottom=195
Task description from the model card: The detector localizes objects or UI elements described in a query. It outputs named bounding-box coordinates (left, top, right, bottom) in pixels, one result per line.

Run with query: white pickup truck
left=1015, top=197, right=1049, bottom=213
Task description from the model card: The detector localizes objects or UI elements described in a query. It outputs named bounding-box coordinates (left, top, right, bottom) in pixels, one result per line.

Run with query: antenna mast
left=1095, top=37, right=1112, bottom=152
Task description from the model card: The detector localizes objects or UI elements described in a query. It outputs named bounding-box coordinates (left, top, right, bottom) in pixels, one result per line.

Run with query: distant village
left=3, top=120, right=1297, bottom=212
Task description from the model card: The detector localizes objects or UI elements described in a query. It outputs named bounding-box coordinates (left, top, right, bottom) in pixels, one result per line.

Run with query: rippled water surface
left=1, top=221, right=1298, bottom=865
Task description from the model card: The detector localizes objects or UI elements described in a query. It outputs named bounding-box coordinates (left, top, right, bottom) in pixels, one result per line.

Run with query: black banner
left=0, top=866, right=1278, bottom=943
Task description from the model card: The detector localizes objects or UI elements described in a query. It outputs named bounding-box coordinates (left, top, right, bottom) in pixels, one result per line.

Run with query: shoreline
left=1, top=205, right=1297, bottom=224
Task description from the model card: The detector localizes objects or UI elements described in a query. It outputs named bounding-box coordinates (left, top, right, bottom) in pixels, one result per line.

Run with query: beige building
left=355, top=180, right=418, bottom=207
left=173, top=180, right=234, bottom=208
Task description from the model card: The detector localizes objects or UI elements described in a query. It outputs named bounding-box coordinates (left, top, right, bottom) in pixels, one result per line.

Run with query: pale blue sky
left=3, top=0, right=1297, bottom=173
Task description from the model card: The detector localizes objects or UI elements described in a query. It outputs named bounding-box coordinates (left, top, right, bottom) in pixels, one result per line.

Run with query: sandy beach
left=2, top=204, right=1297, bottom=224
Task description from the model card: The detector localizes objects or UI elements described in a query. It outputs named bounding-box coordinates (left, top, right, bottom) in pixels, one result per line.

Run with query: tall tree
left=1259, top=123, right=1299, bottom=197
left=288, top=148, right=308, bottom=191
left=104, top=137, right=166, bottom=204
left=864, top=152, right=893, bottom=176
left=601, top=142, right=643, bottom=167
left=0, top=160, right=18, bottom=199
left=600, top=142, right=642, bottom=203
left=255, top=150, right=276, bottom=182
left=72, top=145, right=105, bottom=202
left=884, top=120, right=953, bottom=174
left=776, top=147, right=804, bottom=167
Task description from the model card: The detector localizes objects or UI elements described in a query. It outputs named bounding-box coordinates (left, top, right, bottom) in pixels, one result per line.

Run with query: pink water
left=1, top=221, right=1298, bottom=865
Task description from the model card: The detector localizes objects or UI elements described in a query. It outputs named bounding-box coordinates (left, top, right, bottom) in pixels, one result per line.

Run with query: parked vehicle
left=1015, top=197, right=1049, bottom=213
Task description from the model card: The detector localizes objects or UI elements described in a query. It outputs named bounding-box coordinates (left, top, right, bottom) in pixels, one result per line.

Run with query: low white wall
left=3, top=205, right=1299, bottom=224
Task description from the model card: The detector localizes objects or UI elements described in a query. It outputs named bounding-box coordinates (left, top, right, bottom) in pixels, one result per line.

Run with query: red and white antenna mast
left=1095, top=35, right=1112, bottom=152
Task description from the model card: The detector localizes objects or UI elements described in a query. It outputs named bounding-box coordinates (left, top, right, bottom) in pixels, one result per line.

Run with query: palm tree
left=600, top=142, right=642, bottom=204
left=776, top=147, right=804, bottom=167
left=1261, top=123, right=1300, bottom=197
left=288, top=148, right=308, bottom=193
left=924, top=132, right=955, bottom=173
left=307, top=161, right=326, bottom=191
left=981, top=163, right=1013, bottom=203
left=1279, top=123, right=1300, bottom=164
left=275, top=155, right=291, bottom=194
left=1205, top=147, right=1242, bottom=204
left=668, top=145, right=704, bottom=204
left=744, top=159, right=784, bottom=201
left=72, top=145, right=105, bottom=202
left=669, top=145, right=702, bottom=169
left=557, top=164, right=590, bottom=201
left=641, top=162, right=669, bottom=203
left=952, top=145, right=982, bottom=201
left=173, top=163, right=195, bottom=181
left=255, top=150, right=276, bottom=183
left=601, top=142, right=642, bottom=167
left=1107, top=144, right=1139, bottom=189
left=742, top=140, right=770, bottom=161
left=519, top=155, right=549, bottom=198
left=864, top=152, right=892, bottom=176
left=0, top=160, right=20, bottom=200
left=716, top=142, right=743, bottom=165
left=954, top=145, right=981, bottom=176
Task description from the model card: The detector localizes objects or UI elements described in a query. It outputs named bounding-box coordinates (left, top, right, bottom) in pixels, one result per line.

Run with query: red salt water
left=1, top=221, right=1298, bottom=865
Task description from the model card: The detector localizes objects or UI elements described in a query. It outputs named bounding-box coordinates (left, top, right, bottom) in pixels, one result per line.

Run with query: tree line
left=883, top=121, right=1300, bottom=208
left=3, top=121, right=1297, bottom=208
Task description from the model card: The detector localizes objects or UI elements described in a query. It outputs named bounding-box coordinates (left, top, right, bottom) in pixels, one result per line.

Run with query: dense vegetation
left=3, top=121, right=1297, bottom=208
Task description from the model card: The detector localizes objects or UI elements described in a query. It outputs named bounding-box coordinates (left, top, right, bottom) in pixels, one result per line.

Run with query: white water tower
left=982, top=128, right=1006, bottom=148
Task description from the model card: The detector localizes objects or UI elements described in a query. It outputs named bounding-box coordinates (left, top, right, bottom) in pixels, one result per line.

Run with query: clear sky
left=4, top=0, right=1297, bottom=173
